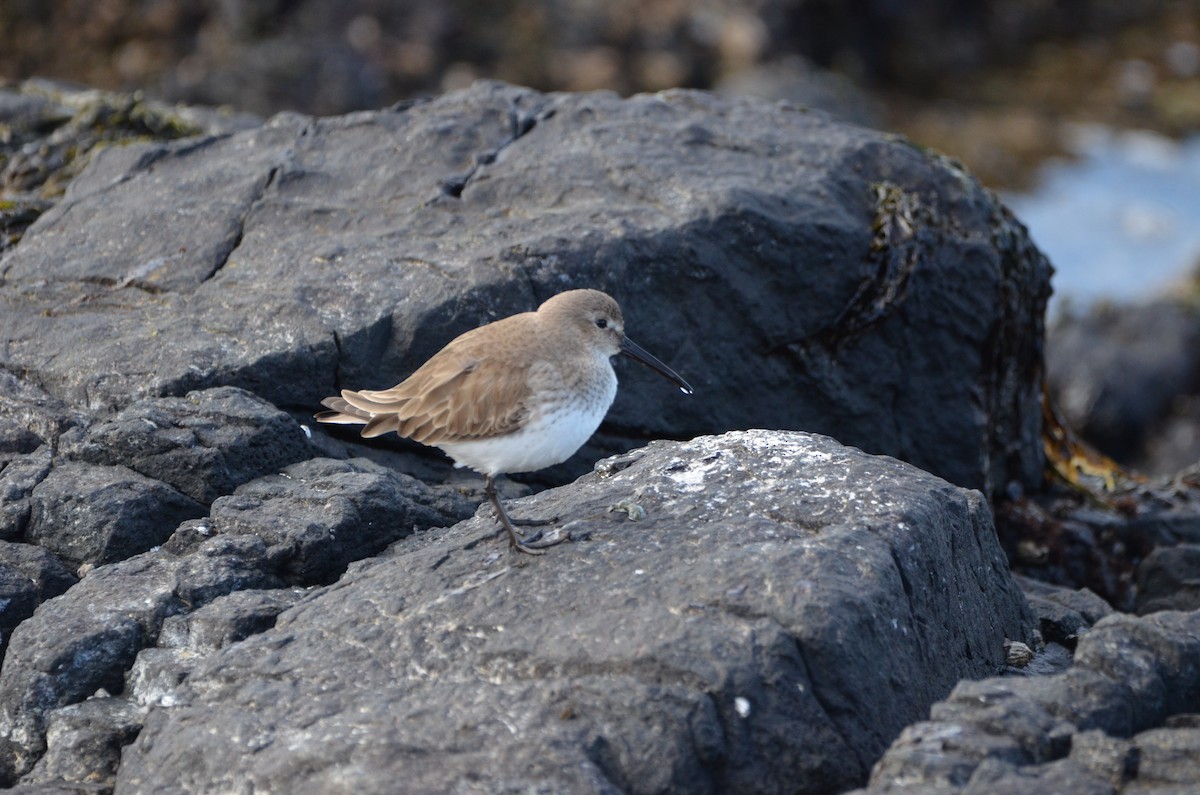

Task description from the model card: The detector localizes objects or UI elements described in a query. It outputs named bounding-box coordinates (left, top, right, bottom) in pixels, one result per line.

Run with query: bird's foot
left=513, top=526, right=569, bottom=552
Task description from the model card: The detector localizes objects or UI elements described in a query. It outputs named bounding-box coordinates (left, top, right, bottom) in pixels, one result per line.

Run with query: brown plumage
left=316, top=289, right=692, bottom=554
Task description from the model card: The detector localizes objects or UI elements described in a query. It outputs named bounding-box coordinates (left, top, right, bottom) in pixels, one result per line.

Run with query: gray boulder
left=0, top=80, right=1059, bottom=790
left=115, top=431, right=1036, bottom=794
left=0, top=81, right=1050, bottom=498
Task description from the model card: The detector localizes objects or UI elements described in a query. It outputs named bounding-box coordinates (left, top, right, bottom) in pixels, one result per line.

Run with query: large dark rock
left=0, top=81, right=1050, bottom=498
left=1136, top=544, right=1200, bottom=615
left=115, top=431, right=1036, bottom=794
left=0, top=80, right=1061, bottom=789
left=853, top=608, right=1200, bottom=794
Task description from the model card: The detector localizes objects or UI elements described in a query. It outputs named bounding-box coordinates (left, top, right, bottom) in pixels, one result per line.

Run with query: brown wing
left=319, top=321, right=534, bottom=445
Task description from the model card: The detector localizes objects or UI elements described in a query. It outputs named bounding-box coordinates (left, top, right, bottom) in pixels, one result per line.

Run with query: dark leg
left=484, top=475, right=565, bottom=554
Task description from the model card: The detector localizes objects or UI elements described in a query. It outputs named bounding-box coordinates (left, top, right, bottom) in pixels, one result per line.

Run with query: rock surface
left=67, top=386, right=313, bottom=505
left=115, top=430, right=1036, bottom=795
left=0, top=79, right=1104, bottom=792
left=1, top=80, right=1050, bottom=498
left=0, top=455, right=472, bottom=782
left=852, top=608, right=1200, bottom=795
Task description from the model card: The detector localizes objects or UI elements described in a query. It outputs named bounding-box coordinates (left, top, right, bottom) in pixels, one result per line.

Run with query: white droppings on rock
left=734, top=697, right=752, bottom=718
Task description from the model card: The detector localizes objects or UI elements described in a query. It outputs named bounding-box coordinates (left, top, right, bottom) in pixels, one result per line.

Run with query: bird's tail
left=314, top=394, right=401, bottom=438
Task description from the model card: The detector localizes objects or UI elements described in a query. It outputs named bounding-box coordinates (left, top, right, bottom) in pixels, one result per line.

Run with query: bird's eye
left=595, top=318, right=608, bottom=329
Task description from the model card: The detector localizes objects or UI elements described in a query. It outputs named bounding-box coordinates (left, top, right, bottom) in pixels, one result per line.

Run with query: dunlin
left=316, top=289, right=692, bottom=554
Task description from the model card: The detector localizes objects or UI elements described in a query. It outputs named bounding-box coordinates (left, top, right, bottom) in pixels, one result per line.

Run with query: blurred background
left=3, top=0, right=1200, bottom=474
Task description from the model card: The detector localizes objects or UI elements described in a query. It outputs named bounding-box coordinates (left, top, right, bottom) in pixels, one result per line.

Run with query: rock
left=1014, top=574, right=1114, bottom=649
left=1136, top=544, right=1200, bottom=614
left=0, top=371, right=90, bottom=449
left=0, top=455, right=471, bottom=778
left=22, top=697, right=144, bottom=789
left=158, top=588, right=305, bottom=653
left=0, top=446, right=53, bottom=541
left=168, top=457, right=475, bottom=586
left=853, top=608, right=1200, bottom=794
left=169, top=533, right=284, bottom=607
left=68, top=386, right=313, bottom=505
left=1, top=82, right=1050, bottom=499
left=0, top=553, right=182, bottom=778
left=0, top=542, right=77, bottom=662
left=0, top=373, right=91, bottom=541
left=1047, top=300, right=1200, bottom=475
left=25, top=462, right=206, bottom=570
left=115, top=430, right=1037, bottom=794
left=125, top=648, right=199, bottom=711
left=125, top=590, right=305, bottom=714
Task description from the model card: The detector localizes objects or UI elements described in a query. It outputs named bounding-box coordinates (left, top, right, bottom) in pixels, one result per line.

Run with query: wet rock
left=25, top=462, right=206, bottom=570
left=68, top=387, right=313, bottom=505
left=1136, top=544, right=1200, bottom=614
left=115, top=431, right=1036, bottom=794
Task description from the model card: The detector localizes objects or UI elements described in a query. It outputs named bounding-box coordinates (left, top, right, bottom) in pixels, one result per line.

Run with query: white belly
left=438, top=376, right=617, bottom=476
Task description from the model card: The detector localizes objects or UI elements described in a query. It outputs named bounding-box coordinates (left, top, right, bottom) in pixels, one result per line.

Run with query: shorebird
left=315, top=289, right=692, bottom=554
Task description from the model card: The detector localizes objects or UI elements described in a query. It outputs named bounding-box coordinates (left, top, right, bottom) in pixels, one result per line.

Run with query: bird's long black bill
left=620, top=337, right=694, bottom=395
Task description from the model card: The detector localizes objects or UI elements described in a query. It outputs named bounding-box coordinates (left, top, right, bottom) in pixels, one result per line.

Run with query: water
left=1002, top=125, right=1200, bottom=312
